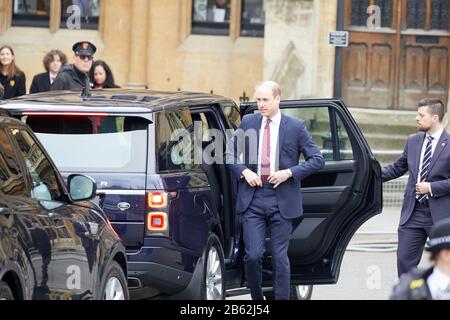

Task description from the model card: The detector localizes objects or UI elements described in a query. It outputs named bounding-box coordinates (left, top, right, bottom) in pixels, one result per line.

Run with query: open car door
left=240, top=99, right=382, bottom=286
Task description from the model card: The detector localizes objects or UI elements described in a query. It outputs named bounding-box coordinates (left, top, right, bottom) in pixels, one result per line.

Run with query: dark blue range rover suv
left=0, top=109, right=128, bottom=300
left=2, top=90, right=382, bottom=299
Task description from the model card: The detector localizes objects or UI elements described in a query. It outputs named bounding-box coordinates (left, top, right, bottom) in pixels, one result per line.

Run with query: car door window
left=156, top=108, right=200, bottom=172
left=222, top=103, right=241, bottom=132
left=9, top=128, right=64, bottom=202
left=0, top=129, right=27, bottom=197
left=281, top=107, right=354, bottom=162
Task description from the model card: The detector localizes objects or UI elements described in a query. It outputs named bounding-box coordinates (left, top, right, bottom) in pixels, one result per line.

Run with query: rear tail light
left=147, top=191, right=167, bottom=208
left=145, top=191, right=176, bottom=237
left=147, top=212, right=168, bottom=232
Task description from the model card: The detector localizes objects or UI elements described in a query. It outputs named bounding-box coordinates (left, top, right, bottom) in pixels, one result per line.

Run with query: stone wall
left=263, top=0, right=336, bottom=99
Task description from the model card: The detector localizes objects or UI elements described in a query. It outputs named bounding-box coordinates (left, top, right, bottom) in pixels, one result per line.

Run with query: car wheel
left=0, top=281, right=14, bottom=300
left=265, top=285, right=313, bottom=300
left=201, top=233, right=225, bottom=300
left=99, top=261, right=129, bottom=300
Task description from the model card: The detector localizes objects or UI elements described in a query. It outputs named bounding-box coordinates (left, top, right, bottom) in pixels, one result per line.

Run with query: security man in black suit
left=51, top=41, right=96, bottom=91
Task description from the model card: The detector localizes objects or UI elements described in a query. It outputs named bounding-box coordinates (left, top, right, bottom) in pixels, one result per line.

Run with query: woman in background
left=0, top=45, right=26, bottom=100
left=90, top=60, right=120, bottom=89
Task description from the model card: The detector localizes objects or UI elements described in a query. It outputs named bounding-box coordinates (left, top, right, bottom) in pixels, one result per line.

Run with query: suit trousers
left=397, top=200, right=433, bottom=276
left=242, top=184, right=293, bottom=300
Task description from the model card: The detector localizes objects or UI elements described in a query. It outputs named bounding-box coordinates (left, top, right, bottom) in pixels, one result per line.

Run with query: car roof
left=0, top=89, right=236, bottom=114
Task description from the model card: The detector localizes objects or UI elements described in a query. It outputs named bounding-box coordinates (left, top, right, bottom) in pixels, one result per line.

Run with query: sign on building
left=329, top=31, right=349, bottom=47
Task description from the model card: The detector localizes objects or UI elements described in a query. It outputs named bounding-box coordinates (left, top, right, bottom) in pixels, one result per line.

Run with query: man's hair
left=418, top=98, right=446, bottom=122
left=43, top=50, right=68, bottom=72
left=256, top=81, right=282, bottom=98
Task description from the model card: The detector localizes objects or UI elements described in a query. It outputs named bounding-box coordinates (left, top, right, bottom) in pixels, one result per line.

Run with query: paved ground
left=229, top=207, right=433, bottom=300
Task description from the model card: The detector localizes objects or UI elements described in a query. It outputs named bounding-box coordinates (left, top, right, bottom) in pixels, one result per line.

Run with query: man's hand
left=268, top=170, right=291, bottom=189
left=242, top=169, right=263, bottom=188
left=416, top=182, right=430, bottom=196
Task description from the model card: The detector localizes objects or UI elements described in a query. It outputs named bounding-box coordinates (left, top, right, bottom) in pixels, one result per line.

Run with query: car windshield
left=24, top=115, right=149, bottom=173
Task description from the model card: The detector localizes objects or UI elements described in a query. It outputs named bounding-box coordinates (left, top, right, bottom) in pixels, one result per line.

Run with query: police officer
left=51, top=41, right=96, bottom=91
left=390, top=218, right=450, bottom=300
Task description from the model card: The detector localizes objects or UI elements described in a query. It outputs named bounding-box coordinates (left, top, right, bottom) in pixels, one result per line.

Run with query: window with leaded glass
left=407, top=0, right=426, bottom=29
left=430, top=0, right=449, bottom=30
left=349, top=0, right=393, bottom=28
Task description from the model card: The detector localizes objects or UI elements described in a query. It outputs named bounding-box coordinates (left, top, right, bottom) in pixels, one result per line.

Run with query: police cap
left=72, top=41, right=97, bottom=57
left=426, top=218, right=450, bottom=252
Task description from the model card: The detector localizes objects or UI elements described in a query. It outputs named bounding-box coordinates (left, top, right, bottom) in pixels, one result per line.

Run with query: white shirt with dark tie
left=49, top=73, right=57, bottom=85
left=417, top=127, right=444, bottom=196
left=257, top=111, right=281, bottom=177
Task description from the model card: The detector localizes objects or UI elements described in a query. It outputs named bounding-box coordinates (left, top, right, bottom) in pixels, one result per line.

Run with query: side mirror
left=67, top=174, right=97, bottom=202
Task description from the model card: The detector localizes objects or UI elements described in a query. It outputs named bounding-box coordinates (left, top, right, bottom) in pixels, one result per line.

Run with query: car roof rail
left=111, top=95, right=138, bottom=101
left=81, top=87, right=92, bottom=99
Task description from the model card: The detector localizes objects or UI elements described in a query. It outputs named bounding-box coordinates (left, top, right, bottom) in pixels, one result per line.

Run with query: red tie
left=261, top=119, right=271, bottom=183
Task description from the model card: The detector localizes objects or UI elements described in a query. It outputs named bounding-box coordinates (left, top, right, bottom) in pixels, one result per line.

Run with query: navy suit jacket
left=382, top=130, right=450, bottom=226
left=225, top=112, right=325, bottom=219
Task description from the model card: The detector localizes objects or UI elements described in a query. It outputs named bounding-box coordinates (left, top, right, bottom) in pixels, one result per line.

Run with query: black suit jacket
left=30, top=72, right=51, bottom=94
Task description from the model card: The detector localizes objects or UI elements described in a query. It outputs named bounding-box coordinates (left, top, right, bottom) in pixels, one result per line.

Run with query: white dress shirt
left=417, top=127, right=444, bottom=196
left=49, top=72, right=57, bottom=84
left=427, top=266, right=450, bottom=299
left=257, top=111, right=281, bottom=176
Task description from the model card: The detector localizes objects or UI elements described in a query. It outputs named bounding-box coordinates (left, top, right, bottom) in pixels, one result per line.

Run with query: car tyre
left=291, top=285, right=313, bottom=300
left=201, top=233, right=225, bottom=300
left=0, top=281, right=14, bottom=300
left=98, top=261, right=129, bottom=300
left=265, top=285, right=313, bottom=300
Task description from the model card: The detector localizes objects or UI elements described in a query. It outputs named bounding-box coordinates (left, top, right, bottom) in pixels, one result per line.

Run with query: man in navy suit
left=383, top=98, right=450, bottom=276
left=30, top=50, right=67, bottom=94
left=225, top=81, right=324, bottom=299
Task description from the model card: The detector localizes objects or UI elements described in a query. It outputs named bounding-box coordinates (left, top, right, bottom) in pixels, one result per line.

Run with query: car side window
left=279, top=107, right=354, bottom=162
left=0, top=128, right=27, bottom=197
left=156, top=109, right=200, bottom=172
left=9, top=128, right=64, bottom=202
left=222, top=103, right=241, bottom=132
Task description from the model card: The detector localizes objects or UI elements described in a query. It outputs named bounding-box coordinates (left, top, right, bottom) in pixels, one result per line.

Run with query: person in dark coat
left=391, top=218, right=450, bottom=300
left=30, top=50, right=67, bottom=94
left=51, top=41, right=96, bottom=91
left=90, top=60, right=120, bottom=89
left=382, top=99, right=450, bottom=277
left=0, top=45, right=26, bottom=100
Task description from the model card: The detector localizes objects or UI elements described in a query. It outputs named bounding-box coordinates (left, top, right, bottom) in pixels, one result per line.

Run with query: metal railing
left=382, top=175, right=408, bottom=208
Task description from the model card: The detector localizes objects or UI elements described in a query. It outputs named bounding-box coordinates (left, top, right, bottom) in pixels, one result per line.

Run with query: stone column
left=0, top=0, right=12, bottom=35
left=127, top=0, right=149, bottom=88
left=49, top=0, right=61, bottom=33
